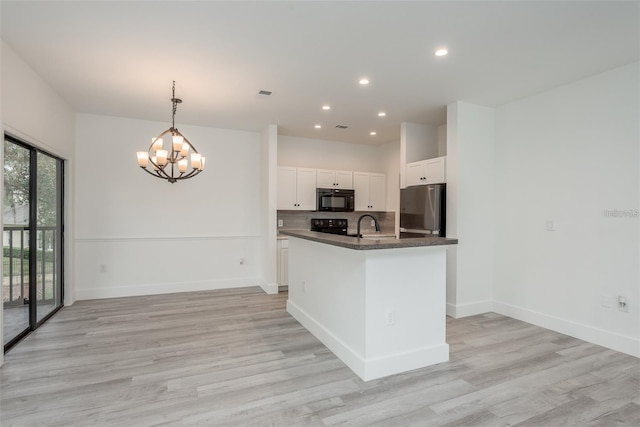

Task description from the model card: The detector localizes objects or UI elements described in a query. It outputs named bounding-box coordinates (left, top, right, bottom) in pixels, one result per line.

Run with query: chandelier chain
left=171, top=80, right=177, bottom=130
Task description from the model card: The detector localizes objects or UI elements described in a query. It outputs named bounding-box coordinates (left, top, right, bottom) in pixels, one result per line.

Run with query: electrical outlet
left=239, top=258, right=245, bottom=265
left=278, top=219, right=283, bottom=227
left=385, top=310, right=395, bottom=326
left=371, top=219, right=375, bottom=227
left=618, top=296, right=629, bottom=313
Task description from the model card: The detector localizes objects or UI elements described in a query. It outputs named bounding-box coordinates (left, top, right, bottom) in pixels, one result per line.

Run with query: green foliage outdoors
left=4, top=140, right=59, bottom=227
left=3, top=246, right=54, bottom=262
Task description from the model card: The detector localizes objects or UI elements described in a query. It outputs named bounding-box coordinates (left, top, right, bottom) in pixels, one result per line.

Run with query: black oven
left=316, top=188, right=355, bottom=212
left=311, top=218, right=348, bottom=235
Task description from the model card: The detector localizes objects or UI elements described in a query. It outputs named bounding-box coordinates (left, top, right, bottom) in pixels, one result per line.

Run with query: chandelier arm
left=179, top=169, right=201, bottom=179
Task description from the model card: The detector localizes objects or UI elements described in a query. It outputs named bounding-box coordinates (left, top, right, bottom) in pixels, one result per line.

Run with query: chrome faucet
left=356, top=214, right=380, bottom=238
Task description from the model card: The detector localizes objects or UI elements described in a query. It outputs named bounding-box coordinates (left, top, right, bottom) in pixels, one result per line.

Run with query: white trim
left=493, top=300, right=640, bottom=358
left=287, top=299, right=449, bottom=381
left=3, top=125, right=71, bottom=160
left=75, top=234, right=260, bottom=243
left=446, top=299, right=493, bottom=318
left=259, top=279, right=279, bottom=295
left=75, top=277, right=259, bottom=300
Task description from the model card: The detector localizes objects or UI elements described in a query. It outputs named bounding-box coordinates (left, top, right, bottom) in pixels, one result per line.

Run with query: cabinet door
left=277, top=167, right=298, bottom=209
left=353, top=172, right=371, bottom=211
left=277, top=240, right=289, bottom=287
left=368, top=173, right=386, bottom=211
left=280, top=247, right=289, bottom=286
left=425, top=157, right=446, bottom=184
left=335, top=170, right=353, bottom=189
left=295, top=167, right=317, bottom=210
left=406, top=161, right=425, bottom=186
left=316, top=169, right=335, bottom=188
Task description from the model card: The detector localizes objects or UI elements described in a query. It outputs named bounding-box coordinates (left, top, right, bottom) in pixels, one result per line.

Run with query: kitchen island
left=281, top=230, right=458, bottom=381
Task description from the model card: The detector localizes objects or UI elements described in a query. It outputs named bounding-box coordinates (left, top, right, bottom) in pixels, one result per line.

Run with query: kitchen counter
left=280, top=229, right=457, bottom=250
left=285, top=230, right=457, bottom=381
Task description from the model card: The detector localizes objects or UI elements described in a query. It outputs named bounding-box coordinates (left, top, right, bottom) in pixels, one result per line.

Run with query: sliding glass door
left=3, top=135, right=64, bottom=352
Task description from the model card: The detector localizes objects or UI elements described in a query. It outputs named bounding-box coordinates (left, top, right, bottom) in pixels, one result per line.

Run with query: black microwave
left=316, top=188, right=355, bottom=212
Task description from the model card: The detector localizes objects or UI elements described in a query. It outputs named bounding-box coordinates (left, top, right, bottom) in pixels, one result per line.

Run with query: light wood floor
left=1, top=287, right=638, bottom=426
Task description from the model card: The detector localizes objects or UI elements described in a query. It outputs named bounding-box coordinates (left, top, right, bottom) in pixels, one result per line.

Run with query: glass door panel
left=3, top=140, right=31, bottom=346
left=36, top=152, right=62, bottom=322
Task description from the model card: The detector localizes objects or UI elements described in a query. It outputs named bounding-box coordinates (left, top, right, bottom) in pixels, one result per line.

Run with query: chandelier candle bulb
left=152, top=137, right=163, bottom=152
left=156, top=149, right=168, bottom=166
left=191, top=153, right=202, bottom=169
left=136, top=151, right=149, bottom=167
left=178, top=158, right=188, bottom=173
left=172, top=134, right=184, bottom=151
left=180, top=142, right=190, bottom=156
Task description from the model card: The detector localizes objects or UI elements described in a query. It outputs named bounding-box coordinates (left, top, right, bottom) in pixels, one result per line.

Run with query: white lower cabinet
left=277, top=238, right=289, bottom=288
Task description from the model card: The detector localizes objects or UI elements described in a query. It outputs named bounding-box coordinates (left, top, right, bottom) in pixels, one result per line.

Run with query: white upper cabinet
left=316, top=169, right=353, bottom=189
left=277, top=167, right=317, bottom=210
left=406, top=156, right=446, bottom=186
left=353, top=172, right=386, bottom=211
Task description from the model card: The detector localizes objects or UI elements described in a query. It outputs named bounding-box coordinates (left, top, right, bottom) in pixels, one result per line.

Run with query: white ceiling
left=1, top=1, right=638, bottom=145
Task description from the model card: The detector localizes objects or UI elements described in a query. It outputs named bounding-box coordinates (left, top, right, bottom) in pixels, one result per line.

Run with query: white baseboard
left=259, top=280, right=279, bottom=295
left=447, top=299, right=494, bottom=318
left=493, top=300, right=640, bottom=358
left=287, top=300, right=449, bottom=381
left=75, top=277, right=259, bottom=300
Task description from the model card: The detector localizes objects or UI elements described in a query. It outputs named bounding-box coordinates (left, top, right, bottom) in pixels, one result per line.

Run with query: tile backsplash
left=278, top=210, right=395, bottom=236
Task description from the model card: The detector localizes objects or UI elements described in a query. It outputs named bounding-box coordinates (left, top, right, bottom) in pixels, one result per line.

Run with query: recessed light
left=322, top=105, right=331, bottom=111
left=378, top=112, right=386, bottom=117
left=314, top=124, right=322, bottom=129
left=359, top=78, right=370, bottom=85
left=435, top=48, right=448, bottom=57
left=370, top=131, right=377, bottom=136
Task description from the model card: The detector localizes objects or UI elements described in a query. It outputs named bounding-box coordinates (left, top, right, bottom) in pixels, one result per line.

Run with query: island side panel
left=363, top=246, right=449, bottom=380
left=286, top=237, right=368, bottom=375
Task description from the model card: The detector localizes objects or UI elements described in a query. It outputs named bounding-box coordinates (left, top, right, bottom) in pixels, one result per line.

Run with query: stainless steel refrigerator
left=400, top=184, right=446, bottom=238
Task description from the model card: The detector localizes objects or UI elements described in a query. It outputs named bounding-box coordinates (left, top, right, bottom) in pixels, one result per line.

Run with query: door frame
left=3, top=133, right=65, bottom=353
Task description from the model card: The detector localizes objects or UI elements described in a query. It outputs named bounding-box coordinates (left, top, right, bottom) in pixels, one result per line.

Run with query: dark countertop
left=280, top=230, right=458, bottom=251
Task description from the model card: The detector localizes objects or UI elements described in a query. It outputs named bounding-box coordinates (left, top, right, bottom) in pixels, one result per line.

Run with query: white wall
left=446, top=102, right=496, bottom=317
left=378, top=140, right=401, bottom=225
left=437, top=124, right=447, bottom=157
left=493, top=62, right=639, bottom=356
left=259, top=125, right=278, bottom=294
left=1, top=40, right=76, bottom=365
left=74, top=114, right=262, bottom=299
left=278, top=135, right=385, bottom=172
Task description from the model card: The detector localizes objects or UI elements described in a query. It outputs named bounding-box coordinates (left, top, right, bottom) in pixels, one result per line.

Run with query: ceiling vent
left=335, top=124, right=348, bottom=129
left=258, top=90, right=272, bottom=96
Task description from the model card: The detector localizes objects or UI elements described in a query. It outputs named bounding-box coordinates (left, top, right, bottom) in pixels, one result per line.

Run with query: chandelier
left=136, top=81, right=205, bottom=183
